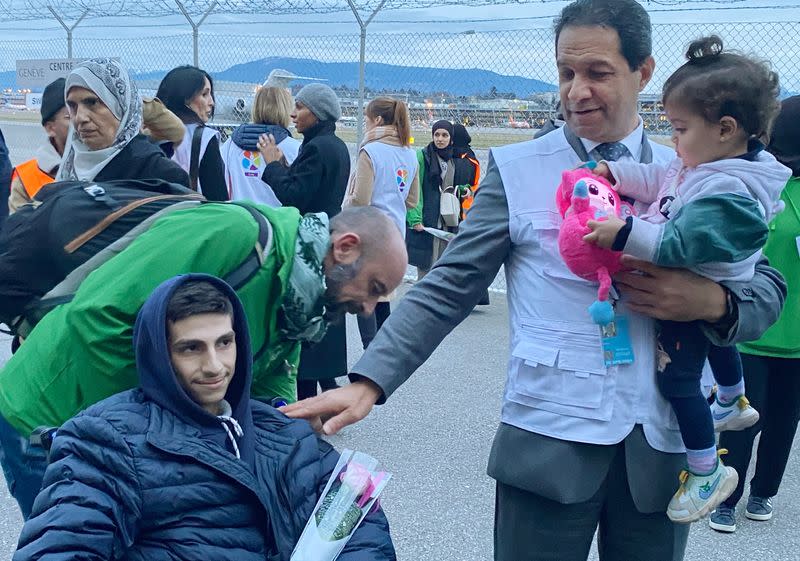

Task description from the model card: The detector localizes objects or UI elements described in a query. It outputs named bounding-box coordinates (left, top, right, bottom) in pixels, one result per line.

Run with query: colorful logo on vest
left=242, top=150, right=263, bottom=177
left=396, top=167, right=408, bottom=192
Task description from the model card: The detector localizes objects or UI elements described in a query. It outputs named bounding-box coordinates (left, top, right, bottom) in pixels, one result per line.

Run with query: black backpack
left=0, top=179, right=204, bottom=335
left=0, top=178, right=273, bottom=339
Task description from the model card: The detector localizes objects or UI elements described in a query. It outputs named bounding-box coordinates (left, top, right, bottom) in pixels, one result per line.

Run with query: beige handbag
left=141, top=97, right=186, bottom=145
left=440, top=186, right=461, bottom=227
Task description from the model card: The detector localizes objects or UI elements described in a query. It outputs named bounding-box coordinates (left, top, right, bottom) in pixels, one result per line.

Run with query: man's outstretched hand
left=279, top=378, right=383, bottom=435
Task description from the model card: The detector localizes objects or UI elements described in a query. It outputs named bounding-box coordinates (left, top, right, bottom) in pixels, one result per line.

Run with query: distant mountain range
left=209, top=57, right=557, bottom=97
left=1, top=56, right=558, bottom=98
left=4, top=57, right=797, bottom=100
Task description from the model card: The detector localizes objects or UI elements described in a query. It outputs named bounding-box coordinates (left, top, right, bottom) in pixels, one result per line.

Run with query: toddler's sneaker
left=711, top=395, right=759, bottom=432
left=709, top=504, right=736, bottom=533
left=745, top=496, right=773, bottom=521
left=667, top=454, right=738, bottom=524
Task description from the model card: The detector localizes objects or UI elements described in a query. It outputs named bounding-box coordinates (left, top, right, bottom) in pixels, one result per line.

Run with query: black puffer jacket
left=233, top=123, right=292, bottom=150
left=15, top=398, right=396, bottom=561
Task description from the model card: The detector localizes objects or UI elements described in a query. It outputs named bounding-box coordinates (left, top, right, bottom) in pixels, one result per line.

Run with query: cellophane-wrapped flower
left=290, top=449, right=392, bottom=561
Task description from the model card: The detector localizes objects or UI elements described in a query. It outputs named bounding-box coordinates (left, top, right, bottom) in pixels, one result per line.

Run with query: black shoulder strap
left=562, top=125, right=591, bottom=162
left=189, top=125, right=205, bottom=191
left=223, top=203, right=273, bottom=290
left=223, top=203, right=275, bottom=362
left=640, top=132, right=653, bottom=164
left=16, top=201, right=272, bottom=339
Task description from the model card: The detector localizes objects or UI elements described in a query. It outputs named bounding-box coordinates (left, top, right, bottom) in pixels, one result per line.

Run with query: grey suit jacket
left=351, top=149, right=787, bottom=513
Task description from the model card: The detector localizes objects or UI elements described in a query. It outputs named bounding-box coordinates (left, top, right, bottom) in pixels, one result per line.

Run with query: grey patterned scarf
left=58, top=58, right=143, bottom=181
left=280, top=213, right=331, bottom=343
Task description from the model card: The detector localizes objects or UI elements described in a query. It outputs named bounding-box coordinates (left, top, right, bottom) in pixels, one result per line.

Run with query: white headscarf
left=57, top=58, right=143, bottom=181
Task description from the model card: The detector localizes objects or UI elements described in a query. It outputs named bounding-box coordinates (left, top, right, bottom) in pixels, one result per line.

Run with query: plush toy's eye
left=589, top=184, right=599, bottom=195
left=608, top=194, right=615, bottom=206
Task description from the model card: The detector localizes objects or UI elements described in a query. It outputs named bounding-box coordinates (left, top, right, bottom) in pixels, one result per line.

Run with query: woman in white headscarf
left=57, top=58, right=188, bottom=186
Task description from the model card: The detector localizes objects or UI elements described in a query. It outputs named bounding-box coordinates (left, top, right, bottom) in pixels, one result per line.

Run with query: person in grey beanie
left=256, top=82, right=351, bottom=400
left=294, top=83, right=342, bottom=122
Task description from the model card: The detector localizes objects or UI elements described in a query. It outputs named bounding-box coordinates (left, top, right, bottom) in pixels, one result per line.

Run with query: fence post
left=346, top=0, right=386, bottom=147
left=176, top=0, right=217, bottom=67
left=47, top=6, right=88, bottom=59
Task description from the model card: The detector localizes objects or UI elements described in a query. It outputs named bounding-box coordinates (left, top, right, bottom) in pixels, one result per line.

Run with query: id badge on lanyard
left=600, top=288, right=635, bottom=367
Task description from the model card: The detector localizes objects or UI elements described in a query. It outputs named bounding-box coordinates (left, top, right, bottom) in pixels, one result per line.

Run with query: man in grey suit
left=283, top=1, right=787, bottom=559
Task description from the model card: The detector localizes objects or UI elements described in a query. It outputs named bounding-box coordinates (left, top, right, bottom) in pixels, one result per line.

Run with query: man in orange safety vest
left=8, top=78, right=68, bottom=213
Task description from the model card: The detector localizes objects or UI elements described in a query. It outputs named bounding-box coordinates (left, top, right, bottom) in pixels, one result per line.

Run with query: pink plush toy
left=556, top=167, right=634, bottom=325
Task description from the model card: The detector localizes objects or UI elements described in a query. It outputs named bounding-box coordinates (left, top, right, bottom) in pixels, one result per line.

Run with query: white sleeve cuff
left=623, top=217, right=662, bottom=262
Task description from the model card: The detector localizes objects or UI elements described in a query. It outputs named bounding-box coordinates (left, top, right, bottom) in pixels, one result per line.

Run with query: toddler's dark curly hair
left=663, top=35, right=781, bottom=141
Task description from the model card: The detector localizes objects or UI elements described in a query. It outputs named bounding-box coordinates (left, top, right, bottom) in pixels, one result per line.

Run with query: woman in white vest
left=156, top=66, right=229, bottom=200
left=343, top=96, right=419, bottom=348
left=221, top=86, right=301, bottom=206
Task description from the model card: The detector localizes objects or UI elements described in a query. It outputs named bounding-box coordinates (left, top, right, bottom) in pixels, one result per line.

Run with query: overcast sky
left=2, top=1, right=799, bottom=36
left=2, top=1, right=799, bottom=90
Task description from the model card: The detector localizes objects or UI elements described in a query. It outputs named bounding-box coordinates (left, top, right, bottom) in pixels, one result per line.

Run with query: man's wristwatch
left=710, top=286, right=739, bottom=334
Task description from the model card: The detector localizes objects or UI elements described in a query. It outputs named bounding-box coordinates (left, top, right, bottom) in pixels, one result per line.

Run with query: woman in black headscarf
left=451, top=123, right=481, bottom=220
left=406, top=120, right=477, bottom=278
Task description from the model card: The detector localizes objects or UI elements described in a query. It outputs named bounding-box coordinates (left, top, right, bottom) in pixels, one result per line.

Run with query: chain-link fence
left=2, top=20, right=799, bottom=290
left=4, top=22, right=798, bottom=141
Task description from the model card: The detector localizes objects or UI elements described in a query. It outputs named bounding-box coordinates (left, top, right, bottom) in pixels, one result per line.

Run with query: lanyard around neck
left=562, top=124, right=653, bottom=164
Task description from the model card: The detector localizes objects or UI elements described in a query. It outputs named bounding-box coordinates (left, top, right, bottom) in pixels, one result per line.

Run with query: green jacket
left=0, top=203, right=303, bottom=435
left=406, top=149, right=426, bottom=227
left=740, top=177, right=800, bottom=358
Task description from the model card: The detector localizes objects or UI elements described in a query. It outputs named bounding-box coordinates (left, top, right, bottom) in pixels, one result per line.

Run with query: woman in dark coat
left=406, top=120, right=478, bottom=278
left=258, top=83, right=350, bottom=400
left=157, top=66, right=228, bottom=200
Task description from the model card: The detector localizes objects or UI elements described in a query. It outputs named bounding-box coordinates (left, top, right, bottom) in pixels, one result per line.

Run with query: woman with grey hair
left=57, top=58, right=188, bottom=186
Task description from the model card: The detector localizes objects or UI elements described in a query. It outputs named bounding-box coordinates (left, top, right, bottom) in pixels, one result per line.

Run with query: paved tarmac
left=1, top=288, right=799, bottom=560
left=0, top=119, right=495, bottom=165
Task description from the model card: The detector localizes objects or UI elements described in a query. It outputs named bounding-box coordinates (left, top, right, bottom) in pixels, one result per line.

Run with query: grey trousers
left=494, top=442, right=689, bottom=561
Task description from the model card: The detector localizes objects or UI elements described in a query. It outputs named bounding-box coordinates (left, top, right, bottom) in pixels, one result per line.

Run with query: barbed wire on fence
left=6, top=4, right=800, bottom=30
left=2, top=0, right=547, bottom=20
left=0, top=0, right=769, bottom=21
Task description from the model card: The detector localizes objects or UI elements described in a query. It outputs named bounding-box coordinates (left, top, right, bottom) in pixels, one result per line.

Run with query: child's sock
left=686, top=445, right=718, bottom=475
left=717, top=380, right=745, bottom=405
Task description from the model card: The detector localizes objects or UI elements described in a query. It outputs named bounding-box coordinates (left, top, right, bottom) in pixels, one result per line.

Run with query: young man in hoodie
left=0, top=204, right=407, bottom=519
left=14, top=274, right=396, bottom=561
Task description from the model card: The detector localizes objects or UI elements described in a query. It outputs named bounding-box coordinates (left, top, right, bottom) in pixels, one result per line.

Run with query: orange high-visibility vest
left=11, top=159, right=55, bottom=199
left=459, top=155, right=481, bottom=220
